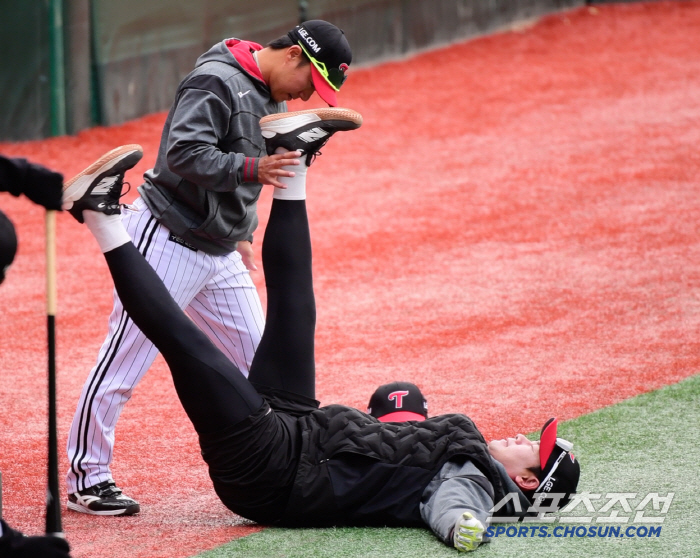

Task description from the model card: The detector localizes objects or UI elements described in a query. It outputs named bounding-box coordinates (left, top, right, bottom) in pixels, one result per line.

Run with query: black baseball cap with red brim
left=535, top=418, right=581, bottom=507
left=288, top=20, right=352, bottom=107
left=368, top=382, right=428, bottom=422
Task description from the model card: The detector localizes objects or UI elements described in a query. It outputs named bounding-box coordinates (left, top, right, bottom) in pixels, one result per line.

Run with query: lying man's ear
left=514, top=471, right=540, bottom=492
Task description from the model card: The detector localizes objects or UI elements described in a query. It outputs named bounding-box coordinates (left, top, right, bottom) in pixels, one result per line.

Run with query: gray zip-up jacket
left=420, top=459, right=532, bottom=548
left=139, top=39, right=286, bottom=255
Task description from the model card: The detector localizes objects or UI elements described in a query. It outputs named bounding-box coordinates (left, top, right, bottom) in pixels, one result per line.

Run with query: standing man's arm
left=236, top=239, right=257, bottom=271
left=164, top=83, right=298, bottom=191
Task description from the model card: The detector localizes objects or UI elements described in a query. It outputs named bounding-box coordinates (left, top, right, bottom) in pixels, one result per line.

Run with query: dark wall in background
left=0, top=1, right=52, bottom=140
left=0, top=0, right=584, bottom=141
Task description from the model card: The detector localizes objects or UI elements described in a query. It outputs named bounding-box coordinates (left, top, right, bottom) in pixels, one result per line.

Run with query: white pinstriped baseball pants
left=66, top=198, right=265, bottom=494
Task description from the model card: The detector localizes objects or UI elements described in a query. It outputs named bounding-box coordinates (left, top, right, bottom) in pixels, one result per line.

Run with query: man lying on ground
left=60, top=108, right=580, bottom=552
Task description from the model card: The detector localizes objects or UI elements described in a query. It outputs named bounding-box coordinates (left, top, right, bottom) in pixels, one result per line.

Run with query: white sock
left=272, top=147, right=308, bottom=200
left=83, top=211, right=131, bottom=253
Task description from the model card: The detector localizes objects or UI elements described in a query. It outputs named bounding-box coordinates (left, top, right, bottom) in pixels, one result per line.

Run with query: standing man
left=66, top=20, right=353, bottom=516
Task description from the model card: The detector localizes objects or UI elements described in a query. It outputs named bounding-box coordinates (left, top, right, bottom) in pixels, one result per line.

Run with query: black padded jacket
left=278, top=404, right=509, bottom=527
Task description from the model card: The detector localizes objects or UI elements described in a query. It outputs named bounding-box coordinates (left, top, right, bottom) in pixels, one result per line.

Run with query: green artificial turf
left=195, top=374, right=700, bottom=557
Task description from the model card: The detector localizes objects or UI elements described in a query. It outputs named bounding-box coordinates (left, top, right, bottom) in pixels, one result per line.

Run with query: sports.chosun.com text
left=486, top=524, right=662, bottom=539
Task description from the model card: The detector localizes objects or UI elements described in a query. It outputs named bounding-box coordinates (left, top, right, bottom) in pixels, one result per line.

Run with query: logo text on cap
left=298, top=27, right=321, bottom=54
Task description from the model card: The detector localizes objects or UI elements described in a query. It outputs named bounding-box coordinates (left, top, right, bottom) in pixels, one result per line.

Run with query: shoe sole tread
left=67, top=500, right=140, bottom=516
left=260, top=107, right=362, bottom=127
left=62, top=144, right=143, bottom=209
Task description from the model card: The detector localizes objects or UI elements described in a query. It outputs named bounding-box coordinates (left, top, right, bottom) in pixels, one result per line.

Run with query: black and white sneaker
left=260, top=108, right=362, bottom=166
left=62, top=144, right=143, bottom=223
left=67, top=480, right=140, bottom=516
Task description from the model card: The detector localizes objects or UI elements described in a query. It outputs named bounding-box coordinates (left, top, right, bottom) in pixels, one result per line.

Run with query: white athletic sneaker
left=67, top=480, right=140, bottom=516
left=260, top=108, right=362, bottom=165
left=62, top=144, right=143, bottom=223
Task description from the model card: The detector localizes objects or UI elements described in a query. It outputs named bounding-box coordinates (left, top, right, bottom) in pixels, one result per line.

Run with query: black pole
left=46, top=313, right=62, bottom=535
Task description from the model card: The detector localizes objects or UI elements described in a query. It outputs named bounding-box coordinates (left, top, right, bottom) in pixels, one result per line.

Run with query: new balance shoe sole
left=62, top=144, right=143, bottom=210
left=259, top=107, right=363, bottom=134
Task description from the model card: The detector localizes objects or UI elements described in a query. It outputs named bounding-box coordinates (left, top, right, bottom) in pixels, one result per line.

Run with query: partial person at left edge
left=0, top=154, right=72, bottom=558
left=0, top=154, right=63, bottom=284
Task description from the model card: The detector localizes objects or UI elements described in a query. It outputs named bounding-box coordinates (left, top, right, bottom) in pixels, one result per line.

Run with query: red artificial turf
left=1, top=2, right=699, bottom=556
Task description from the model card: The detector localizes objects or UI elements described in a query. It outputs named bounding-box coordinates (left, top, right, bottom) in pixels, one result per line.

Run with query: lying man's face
left=487, top=434, right=540, bottom=492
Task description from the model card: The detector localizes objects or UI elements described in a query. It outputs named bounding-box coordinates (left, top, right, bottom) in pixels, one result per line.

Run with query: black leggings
left=104, top=200, right=316, bottom=434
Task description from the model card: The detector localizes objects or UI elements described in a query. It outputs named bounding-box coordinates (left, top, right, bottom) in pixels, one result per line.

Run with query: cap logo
left=388, top=390, right=410, bottom=409
left=298, top=27, right=321, bottom=54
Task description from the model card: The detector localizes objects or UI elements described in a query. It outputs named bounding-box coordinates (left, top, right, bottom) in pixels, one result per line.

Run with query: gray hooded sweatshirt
left=139, top=39, right=286, bottom=255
